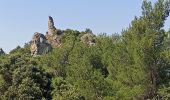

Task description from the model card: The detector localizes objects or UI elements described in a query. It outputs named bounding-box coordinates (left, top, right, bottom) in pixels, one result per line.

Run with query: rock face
left=0, top=48, right=5, bottom=55
left=81, top=33, right=96, bottom=46
left=30, top=32, right=52, bottom=56
left=46, top=16, right=62, bottom=48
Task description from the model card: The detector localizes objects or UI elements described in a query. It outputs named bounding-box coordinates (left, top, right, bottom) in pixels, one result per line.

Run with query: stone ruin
left=30, top=32, right=52, bottom=56
left=31, top=16, right=63, bottom=56
left=45, top=16, right=62, bottom=48
left=30, top=16, right=96, bottom=56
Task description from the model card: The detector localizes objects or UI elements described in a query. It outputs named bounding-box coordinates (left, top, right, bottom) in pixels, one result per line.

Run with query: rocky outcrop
left=46, top=16, right=62, bottom=48
left=81, top=33, right=96, bottom=46
left=0, top=48, right=5, bottom=55
left=30, top=32, right=52, bottom=56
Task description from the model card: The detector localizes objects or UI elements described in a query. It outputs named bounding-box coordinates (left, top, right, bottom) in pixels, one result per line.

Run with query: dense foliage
left=1, top=0, right=170, bottom=99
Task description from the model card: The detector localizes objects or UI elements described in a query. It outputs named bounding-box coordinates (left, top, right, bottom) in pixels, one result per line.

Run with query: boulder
left=81, top=33, right=96, bottom=46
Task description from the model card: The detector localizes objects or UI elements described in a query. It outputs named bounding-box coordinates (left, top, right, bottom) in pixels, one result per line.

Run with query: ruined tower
left=30, top=16, right=63, bottom=56
left=46, top=16, right=62, bottom=48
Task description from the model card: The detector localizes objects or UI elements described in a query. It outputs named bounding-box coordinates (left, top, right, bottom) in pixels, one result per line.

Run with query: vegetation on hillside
left=1, top=0, right=170, bottom=99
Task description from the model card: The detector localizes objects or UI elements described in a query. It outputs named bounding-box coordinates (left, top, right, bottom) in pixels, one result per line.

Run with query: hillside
left=1, top=0, right=170, bottom=99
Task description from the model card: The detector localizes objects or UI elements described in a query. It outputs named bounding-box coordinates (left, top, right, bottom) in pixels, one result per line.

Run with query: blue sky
left=0, top=0, right=169, bottom=53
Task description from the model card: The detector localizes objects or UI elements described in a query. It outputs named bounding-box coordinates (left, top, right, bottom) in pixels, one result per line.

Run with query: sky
left=0, top=0, right=169, bottom=53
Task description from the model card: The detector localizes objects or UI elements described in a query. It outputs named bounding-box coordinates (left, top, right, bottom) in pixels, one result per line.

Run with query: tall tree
left=111, top=0, right=170, bottom=99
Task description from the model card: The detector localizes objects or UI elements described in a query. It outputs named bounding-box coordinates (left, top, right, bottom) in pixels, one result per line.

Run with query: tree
left=112, top=0, right=170, bottom=99
left=85, top=28, right=93, bottom=34
left=0, top=53, right=52, bottom=100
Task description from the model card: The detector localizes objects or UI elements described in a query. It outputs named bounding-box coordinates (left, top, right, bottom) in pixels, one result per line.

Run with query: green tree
left=111, top=0, right=170, bottom=99
left=0, top=53, right=52, bottom=100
